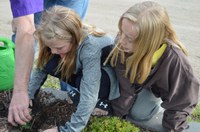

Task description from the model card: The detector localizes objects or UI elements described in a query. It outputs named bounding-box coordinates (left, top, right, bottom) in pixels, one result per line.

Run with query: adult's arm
left=8, top=0, right=43, bottom=126
left=8, top=14, right=35, bottom=126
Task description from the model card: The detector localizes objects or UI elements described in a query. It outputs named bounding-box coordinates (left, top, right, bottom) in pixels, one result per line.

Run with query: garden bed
left=0, top=90, right=153, bottom=132
left=0, top=90, right=76, bottom=132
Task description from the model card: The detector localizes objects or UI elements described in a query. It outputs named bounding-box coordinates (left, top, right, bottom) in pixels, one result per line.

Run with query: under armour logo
left=99, top=101, right=108, bottom=108
left=69, top=91, right=76, bottom=97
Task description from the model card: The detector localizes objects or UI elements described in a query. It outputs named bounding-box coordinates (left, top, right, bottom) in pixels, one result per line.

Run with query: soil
left=0, top=90, right=153, bottom=132
left=0, top=91, right=76, bottom=132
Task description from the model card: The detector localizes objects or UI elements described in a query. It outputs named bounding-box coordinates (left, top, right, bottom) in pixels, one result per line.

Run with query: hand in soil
left=1, top=91, right=76, bottom=131
left=8, top=90, right=32, bottom=126
left=43, top=127, right=58, bottom=132
left=67, top=96, right=73, bottom=104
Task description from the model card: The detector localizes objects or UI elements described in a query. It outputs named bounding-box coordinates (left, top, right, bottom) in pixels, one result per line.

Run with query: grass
left=188, top=103, right=200, bottom=122
left=83, top=116, right=140, bottom=132
left=42, top=75, right=60, bottom=89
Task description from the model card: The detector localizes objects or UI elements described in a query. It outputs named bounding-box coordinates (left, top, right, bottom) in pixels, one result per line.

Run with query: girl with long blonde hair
left=28, top=6, right=119, bottom=132
left=105, top=1, right=199, bottom=131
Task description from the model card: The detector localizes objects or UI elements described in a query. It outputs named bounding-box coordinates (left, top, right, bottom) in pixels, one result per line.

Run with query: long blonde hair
left=105, top=1, right=188, bottom=84
left=36, top=6, right=105, bottom=80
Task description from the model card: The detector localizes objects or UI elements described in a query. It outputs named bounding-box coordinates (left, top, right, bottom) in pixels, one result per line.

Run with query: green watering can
left=0, top=37, right=15, bottom=91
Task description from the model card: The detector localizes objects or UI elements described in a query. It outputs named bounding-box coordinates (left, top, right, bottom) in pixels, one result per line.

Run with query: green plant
left=42, top=75, right=60, bottom=89
left=19, top=122, right=31, bottom=131
left=188, top=103, right=200, bottom=122
left=83, top=116, right=140, bottom=132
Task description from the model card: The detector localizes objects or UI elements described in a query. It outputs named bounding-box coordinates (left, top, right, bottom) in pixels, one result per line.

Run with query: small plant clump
left=188, top=103, right=200, bottom=123
left=19, top=122, right=31, bottom=131
left=83, top=116, right=140, bottom=132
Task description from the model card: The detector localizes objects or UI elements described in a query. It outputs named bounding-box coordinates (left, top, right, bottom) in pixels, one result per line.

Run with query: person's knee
left=129, top=102, right=161, bottom=121
left=128, top=89, right=163, bottom=121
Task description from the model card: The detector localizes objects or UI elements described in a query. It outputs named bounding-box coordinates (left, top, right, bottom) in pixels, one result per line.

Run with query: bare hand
left=8, top=90, right=32, bottom=126
left=43, top=127, right=58, bottom=132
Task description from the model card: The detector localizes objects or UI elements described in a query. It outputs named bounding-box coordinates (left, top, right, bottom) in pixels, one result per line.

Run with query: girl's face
left=44, top=38, right=72, bottom=58
left=119, top=18, right=138, bottom=53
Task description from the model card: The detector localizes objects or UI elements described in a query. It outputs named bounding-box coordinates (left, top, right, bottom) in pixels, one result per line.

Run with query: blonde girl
left=105, top=1, right=199, bottom=131
left=29, top=6, right=119, bottom=132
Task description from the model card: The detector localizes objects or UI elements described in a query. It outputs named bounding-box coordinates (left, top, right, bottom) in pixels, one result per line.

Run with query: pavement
left=127, top=112, right=200, bottom=132
left=1, top=0, right=200, bottom=78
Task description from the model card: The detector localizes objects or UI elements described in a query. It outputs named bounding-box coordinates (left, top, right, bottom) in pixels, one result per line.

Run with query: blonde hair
left=105, top=1, right=188, bottom=84
left=36, top=6, right=105, bottom=80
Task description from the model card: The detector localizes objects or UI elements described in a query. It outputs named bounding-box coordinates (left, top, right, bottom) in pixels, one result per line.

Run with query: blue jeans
left=60, top=81, right=74, bottom=92
left=34, top=0, right=89, bottom=25
left=128, top=89, right=163, bottom=121
left=127, top=89, right=165, bottom=132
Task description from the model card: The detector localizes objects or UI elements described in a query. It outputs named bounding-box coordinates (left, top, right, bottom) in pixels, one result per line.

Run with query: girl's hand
left=43, top=127, right=58, bottom=132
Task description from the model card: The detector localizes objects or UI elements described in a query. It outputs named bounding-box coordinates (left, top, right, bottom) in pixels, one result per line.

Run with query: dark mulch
left=0, top=90, right=154, bottom=132
left=0, top=90, right=76, bottom=132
